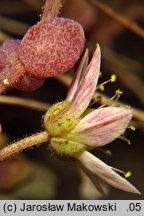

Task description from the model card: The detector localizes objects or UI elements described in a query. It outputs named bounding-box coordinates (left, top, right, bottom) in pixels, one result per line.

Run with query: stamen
left=111, top=166, right=132, bottom=178
left=124, top=171, right=132, bottom=178
left=97, top=148, right=112, bottom=156
left=89, top=95, right=102, bottom=107
left=128, top=125, right=136, bottom=131
left=110, top=74, right=117, bottom=82
left=108, top=89, right=123, bottom=107
left=99, top=85, right=105, bottom=91
left=99, top=71, right=102, bottom=77
left=115, top=89, right=123, bottom=99
left=96, top=95, right=102, bottom=103
left=90, top=74, right=117, bottom=107
left=97, top=80, right=110, bottom=90
left=126, top=105, right=131, bottom=109
left=97, top=88, right=123, bottom=109
left=105, top=150, right=112, bottom=156
left=96, top=74, right=117, bottom=91
left=119, top=136, right=131, bottom=145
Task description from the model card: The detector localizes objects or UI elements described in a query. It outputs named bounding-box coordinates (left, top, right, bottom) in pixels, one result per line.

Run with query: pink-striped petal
left=67, top=44, right=101, bottom=116
left=41, top=0, right=62, bottom=21
left=66, top=49, right=88, bottom=101
left=78, top=151, right=140, bottom=194
left=67, top=107, right=133, bottom=147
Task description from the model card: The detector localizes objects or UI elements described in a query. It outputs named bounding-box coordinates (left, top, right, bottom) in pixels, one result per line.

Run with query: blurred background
left=0, top=0, right=144, bottom=200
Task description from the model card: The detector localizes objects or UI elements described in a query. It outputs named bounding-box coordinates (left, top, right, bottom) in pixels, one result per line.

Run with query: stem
left=88, top=0, right=144, bottom=39
left=0, top=131, right=49, bottom=161
left=0, top=95, right=50, bottom=111
left=41, top=0, right=62, bottom=21
left=56, top=74, right=144, bottom=122
left=0, top=31, right=11, bottom=43
left=0, top=16, right=30, bottom=35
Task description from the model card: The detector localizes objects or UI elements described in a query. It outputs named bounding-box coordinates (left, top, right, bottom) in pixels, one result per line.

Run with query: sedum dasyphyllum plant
left=0, top=44, right=140, bottom=195
left=0, top=0, right=85, bottom=92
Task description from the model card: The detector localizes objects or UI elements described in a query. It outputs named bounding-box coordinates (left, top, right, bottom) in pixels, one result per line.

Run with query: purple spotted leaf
left=0, top=0, right=85, bottom=93
left=19, top=17, right=85, bottom=77
left=0, top=40, right=25, bottom=93
left=15, top=74, right=45, bottom=91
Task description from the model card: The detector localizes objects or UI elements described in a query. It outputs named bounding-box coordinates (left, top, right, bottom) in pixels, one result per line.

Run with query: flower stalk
left=0, top=132, right=49, bottom=160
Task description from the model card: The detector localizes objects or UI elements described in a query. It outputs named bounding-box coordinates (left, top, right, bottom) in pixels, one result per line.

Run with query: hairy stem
left=0, top=131, right=49, bottom=160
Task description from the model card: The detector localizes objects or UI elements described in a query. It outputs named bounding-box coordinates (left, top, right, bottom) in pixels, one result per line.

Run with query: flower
left=44, top=44, right=140, bottom=194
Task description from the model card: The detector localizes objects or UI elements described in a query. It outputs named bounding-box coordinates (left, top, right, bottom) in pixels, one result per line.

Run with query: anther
left=119, top=136, right=131, bottom=145
left=108, top=89, right=123, bottom=107
left=110, top=74, right=117, bottom=82
left=99, top=71, right=102, bottom=77
left=106, top=150, right=112, bottom=156
left=124, top=171, right=131, bottom=178
left=96, top=95, right=102, bottom=103
left=128, top=125, right=136, bottom=131
left=126, top=105, right=131, bottom=109
left=97, top=148, right=112, bottom=156
left=97, top=74, right=117, bottom=92
left=115, top=89, right=123, bottom=99
left=111, top=167, right=131, bottom=178
left=99, top=85, right=105, bottom=91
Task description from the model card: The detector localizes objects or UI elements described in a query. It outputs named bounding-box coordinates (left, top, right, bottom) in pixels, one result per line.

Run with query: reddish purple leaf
left=0, top=59, right=25, bottom=94
left=15, top=74, right=45, bottom=91
left=0, top=40, right=25, bottom=93
left=19, top=17, right=85, bottom=77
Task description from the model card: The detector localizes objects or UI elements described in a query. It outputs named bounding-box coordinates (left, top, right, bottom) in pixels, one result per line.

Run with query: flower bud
left=50, top=137, right=85, bottom=156
left=44, top=101, right=80, bottom=137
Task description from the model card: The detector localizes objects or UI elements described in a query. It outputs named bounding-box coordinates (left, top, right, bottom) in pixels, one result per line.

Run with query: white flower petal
left=66, top=49, right=88, bottom=101
left=69, top=107, right=133, bottom=147
left=78, top=151, right=140, bottom=194
left=67, top=44, right=101, bottom=116
left=80, top=164, right=108, bottom=196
